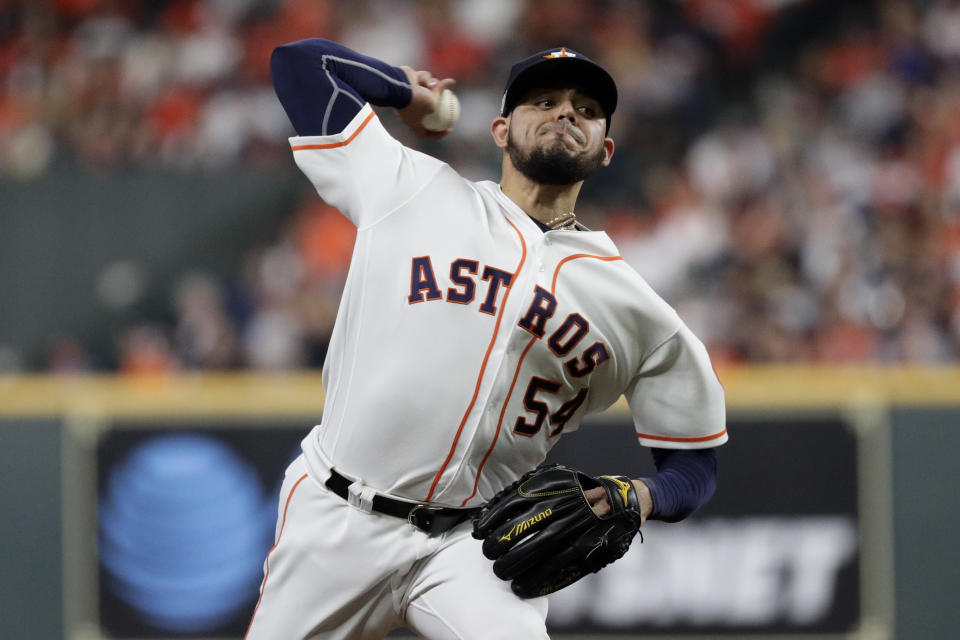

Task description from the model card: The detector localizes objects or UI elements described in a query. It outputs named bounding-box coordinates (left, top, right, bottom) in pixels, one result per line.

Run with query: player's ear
left=600, top=136, right=615, bottom=167
left=491, top=116, right=509, bottom=149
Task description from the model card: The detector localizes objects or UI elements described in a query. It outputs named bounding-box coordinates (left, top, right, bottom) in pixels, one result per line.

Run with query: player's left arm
left=586, top=324, right=726, bottom=523
left=641, top=446, right=718, bottom=522
left=585, top=448, right=717, bottom=524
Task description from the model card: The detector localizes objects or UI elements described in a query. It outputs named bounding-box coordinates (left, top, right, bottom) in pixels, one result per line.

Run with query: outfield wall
left=1, top=366, right=958, bottom=639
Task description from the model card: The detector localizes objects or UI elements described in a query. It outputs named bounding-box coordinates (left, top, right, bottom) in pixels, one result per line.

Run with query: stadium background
left=1, top=0, right=959, bottom=638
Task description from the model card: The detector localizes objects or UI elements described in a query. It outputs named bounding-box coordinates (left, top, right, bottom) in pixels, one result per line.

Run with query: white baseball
left=421, top=89, right=460, bottom=132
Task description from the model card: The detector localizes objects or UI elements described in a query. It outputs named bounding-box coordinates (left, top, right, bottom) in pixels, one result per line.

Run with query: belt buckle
left=406, top=504, right=423, bottom=525
left=407, top=504, right=434, bottom=531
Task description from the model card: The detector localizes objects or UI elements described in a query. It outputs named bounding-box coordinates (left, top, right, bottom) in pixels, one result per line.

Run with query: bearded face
left=505, top=122, right=607, bottom=186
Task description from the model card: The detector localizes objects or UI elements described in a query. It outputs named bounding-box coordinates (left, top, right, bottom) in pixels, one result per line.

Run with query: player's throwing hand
left=397, top=67, right=456, bottom=139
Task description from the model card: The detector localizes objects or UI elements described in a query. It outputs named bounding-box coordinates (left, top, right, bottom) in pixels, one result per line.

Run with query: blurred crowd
left=4, top=0, right=960, bottom=372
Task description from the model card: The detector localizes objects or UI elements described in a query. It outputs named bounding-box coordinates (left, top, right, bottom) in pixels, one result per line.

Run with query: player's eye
left=536, top=98, right=555, bottom=108
left=577, top=105, right=598, bottom=118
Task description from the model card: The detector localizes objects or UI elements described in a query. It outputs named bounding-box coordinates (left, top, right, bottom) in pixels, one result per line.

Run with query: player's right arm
left=269, top=39, right=453, bottom=226
left=270, top=38, right=452, bottom=139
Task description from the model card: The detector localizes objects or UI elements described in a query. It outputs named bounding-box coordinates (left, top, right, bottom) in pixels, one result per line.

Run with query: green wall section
left=0, top=419, right=62, bottom=639
left=891, top=408, right=960, bottom=640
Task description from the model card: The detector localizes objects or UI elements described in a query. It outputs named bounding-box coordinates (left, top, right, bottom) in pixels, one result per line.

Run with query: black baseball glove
left=471, top=464, right=643, bottom=598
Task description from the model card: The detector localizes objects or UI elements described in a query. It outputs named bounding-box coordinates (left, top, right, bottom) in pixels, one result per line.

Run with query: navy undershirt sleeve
left=642, top=447, right=718, bottom=522
left=270, top=38, right=413, bottom=136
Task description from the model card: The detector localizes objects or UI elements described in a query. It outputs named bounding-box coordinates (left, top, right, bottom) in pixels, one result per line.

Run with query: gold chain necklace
left=545, top=211, right=578, bottom=231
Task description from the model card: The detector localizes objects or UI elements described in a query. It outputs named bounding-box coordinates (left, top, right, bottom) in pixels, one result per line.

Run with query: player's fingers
left=592, top=501, right=611, bottom=517
left=584, top=487, right=605, bottom=502
left=435, top=77, right=456, bottom=92
left=415, top=69, right=438, bottom=88
left=584, top=487, right=611, bottom=517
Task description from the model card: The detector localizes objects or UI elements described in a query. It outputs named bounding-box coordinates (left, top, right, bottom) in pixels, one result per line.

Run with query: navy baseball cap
left=500, top=47, right=618, bottom=132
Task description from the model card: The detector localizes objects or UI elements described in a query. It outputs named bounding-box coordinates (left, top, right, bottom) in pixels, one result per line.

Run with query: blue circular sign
left=99, top=433, right=273, bottom=632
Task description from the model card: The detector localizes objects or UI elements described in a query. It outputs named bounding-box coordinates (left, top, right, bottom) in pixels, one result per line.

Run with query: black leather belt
left=324, top=468, right=477, bottom=535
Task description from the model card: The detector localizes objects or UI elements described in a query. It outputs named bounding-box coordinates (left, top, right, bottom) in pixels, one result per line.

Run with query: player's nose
left=555, top=96, right=578, bottom=120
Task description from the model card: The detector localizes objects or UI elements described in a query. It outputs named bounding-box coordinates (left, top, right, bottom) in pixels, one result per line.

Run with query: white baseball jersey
left=291, top=104, right=726, bottom=508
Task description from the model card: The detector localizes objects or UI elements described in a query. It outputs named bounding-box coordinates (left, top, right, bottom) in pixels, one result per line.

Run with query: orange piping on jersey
left=425, top=217, right=528, bottom=502
left=460, top=335, right=538, bottom=506
left=290, top=111, right=376, bottom=151
left=244, top=473, right=308, bottom=639
left=460, top=252, right=622, bottom=506
left=636, top=427, right=728, bottom=443
left=551, top=253, right=623, bottom=292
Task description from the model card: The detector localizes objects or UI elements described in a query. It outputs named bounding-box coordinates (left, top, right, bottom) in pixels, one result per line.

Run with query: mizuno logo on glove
left=498, top=507, right=553, bottom=541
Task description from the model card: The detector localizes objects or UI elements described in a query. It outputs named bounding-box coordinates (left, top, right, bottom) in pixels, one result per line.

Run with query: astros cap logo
left=544, top=48, right=577, bottom=59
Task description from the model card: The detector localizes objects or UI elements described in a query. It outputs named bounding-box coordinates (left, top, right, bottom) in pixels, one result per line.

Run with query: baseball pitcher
left=245, top=38, right=727, bottom=640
